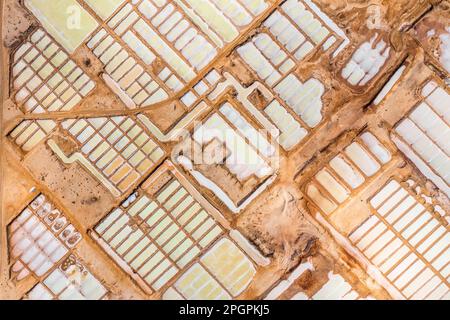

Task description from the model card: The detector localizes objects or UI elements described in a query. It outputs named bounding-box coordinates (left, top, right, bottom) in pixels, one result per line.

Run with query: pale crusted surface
left=1, top=0, right=449, bottom=300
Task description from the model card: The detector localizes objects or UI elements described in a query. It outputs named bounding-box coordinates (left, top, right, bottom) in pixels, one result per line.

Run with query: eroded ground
left=0, top=0, right=449, bottom=300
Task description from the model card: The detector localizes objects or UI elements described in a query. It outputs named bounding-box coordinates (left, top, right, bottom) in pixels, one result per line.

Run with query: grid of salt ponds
left=235, top=0, right=343, bottom=150
left=394, top=81, right=450, bottom=198
left=349, top=180, right=449, bottom=300
left=264, top=99, right=308, bottom=150
left=193, top=102, right=275, bottom=182
left=237, top=0, right=342, bottom=86
left=163, top=238, right=256, bottom=300
left=306, top=132, right=392, bottom=215
left=24, top=0, right=99, bottom=53
left=93, top=168, right=224, bottom=293
left=341, top=34, right=390, bottom=86
left=238, top=33, right=299, bottom=88
left=273, top=75, right=324, bottom=128
left=312, top=273, right=360, bottom=300
left=9, top=119, right=56, bottom=152
left=238, top=0, right=343, bottom=87
left=8, top=194, right=82, bottom=282
left=122, top=0, right=215, bottom=79
left=12, top=28, right=95, bottom=114
left=85, top=0, right=268, bottom=108
left=61, top=116, right=164, bottom=194
left=180, top=69, right=222, bottom=109
left=26, top=254, right=107, bottom=300
left=84, top=0, right=127, bottom=21
left=181, top=0, right=268, bottom=45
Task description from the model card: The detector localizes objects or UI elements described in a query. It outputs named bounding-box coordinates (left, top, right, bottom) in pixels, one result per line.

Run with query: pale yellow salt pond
left=84, top=0, right=125, bottom=20
left=25, top=0, right=99, bottom=53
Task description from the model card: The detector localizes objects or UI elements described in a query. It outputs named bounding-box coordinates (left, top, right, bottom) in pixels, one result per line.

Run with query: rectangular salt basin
left=184, top=0, right=239, bottom=42
left=85, top=0, right=126, bottom=20
left=25, top=0, right=99, bottom=53
left=345, top=142, right=381, bottom=176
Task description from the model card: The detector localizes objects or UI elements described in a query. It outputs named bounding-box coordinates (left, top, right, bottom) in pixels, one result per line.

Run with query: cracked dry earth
left=0, top=0, right=449, bottom=300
